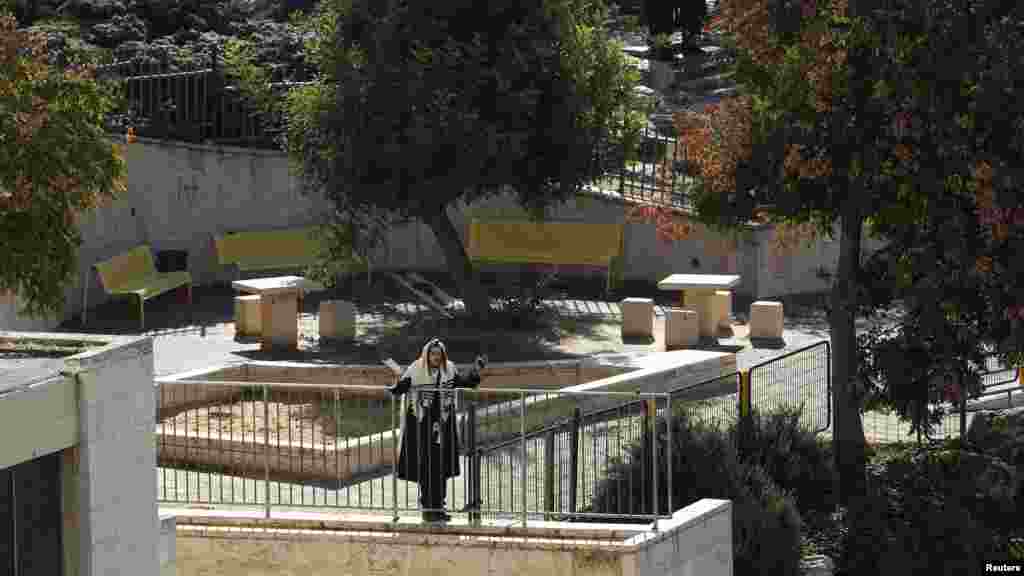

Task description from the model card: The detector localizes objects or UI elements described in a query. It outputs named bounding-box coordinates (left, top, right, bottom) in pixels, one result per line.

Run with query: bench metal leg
left=187, top=283, right=194, bottom=327
left=139, top=295, right=145, bottom=332
left=82, top=277, right=88, bottom=327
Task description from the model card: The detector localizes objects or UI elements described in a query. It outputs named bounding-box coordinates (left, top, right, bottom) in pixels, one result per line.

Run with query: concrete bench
left=87, top=245, right=193, bottom=330
left=620, top=297, right=654, bottom=339
left=749, top=301, right=784, bottom=340
left=319, top=300, right=355, bottom=342
left=665, top=308, right=699, bottom=349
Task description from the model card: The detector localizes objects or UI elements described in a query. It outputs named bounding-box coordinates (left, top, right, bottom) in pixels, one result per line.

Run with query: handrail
left=155, top=378, right=667, bottom=398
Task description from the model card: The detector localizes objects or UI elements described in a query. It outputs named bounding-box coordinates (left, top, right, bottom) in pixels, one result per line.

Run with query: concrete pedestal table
left=231, top=275, right=324, bottom=351
left=656, top=274, right=741, bottom=339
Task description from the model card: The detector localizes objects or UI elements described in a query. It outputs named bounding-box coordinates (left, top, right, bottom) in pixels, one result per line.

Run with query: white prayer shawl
left=399, top=339, right=459, bottom=422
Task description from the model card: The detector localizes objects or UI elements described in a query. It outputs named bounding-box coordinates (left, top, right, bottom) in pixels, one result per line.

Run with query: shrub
left=587, top=414, right=803, bottom=576
left=856, top=444, right=1019, bottom=574
left=731, top=405, right=837, bottom=515
left=486, top=266, right=559, bottom=327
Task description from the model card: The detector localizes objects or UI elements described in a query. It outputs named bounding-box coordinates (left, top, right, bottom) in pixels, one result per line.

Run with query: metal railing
left=153, top=378, right=673, bottom=525
left=748, top=340, right=831, bottom=435
left=98, top=58, right=694, bottom=210
left=98, top=59, right=292, bottom=147
left=585, top=124, right=694, bottom=210
left=471, top=371, right=741, bottom=518
left=669, top=371, right=741, bottom=431
left=861, top=356, right=1021, bottom=445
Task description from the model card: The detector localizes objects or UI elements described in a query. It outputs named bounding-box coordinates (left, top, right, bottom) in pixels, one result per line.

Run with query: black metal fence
left=469, top=370, right=742, bottom=520
left=670, top=371, right=741, bottom=431
left=469, top=395, right=670, bottom=521
left=748, top=340, right=832, bottom=435
left=586, top=124, right=694, bottom=209
left=98, top=58, right=694, bottom=208
left=98, top=58, right=305, bottom=147
left=861, top=354, right=1020, bottom=444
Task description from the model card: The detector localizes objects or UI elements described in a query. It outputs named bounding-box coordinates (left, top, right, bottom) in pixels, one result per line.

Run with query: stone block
left=620, top=298, right=654, bottom=339
left=233, top=295, right=261, bottom=338
left=260, top=292, right=300, bottom=350
left=713, top=290, right=732, bottom=329
left=665, top=308, right=699, bottom=350
left=749, top=301, right=784, bottom=339
left=319, top=300, right=356, bottom=341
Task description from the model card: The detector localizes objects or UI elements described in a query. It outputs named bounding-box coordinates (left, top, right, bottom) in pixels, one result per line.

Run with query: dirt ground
left=159, top=398, right=397, bottom=446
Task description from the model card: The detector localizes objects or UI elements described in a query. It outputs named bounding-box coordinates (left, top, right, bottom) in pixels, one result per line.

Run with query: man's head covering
left=401, top=337, right=455, bottom=385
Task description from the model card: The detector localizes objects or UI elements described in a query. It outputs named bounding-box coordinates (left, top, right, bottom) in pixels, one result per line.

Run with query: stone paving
left=50, top=279, right=1020, bottom=449
left=57, top=284, right=832, bottom=378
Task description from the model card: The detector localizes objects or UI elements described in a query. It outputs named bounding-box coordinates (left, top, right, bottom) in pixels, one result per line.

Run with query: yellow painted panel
left=466, top=220, right=623, bottom=267
left=0, top=375, right=78, bottom=470
left=214, top=227, right=325, bottom=269
left=94, top=245, right=157, bottom=292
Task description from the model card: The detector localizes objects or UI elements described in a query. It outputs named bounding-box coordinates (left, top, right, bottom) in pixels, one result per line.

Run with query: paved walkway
left=135, top=296, right=831, bottom=378
left=51, top=283, right=1020, bottom=447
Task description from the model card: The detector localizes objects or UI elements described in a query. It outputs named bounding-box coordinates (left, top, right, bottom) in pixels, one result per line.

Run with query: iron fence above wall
left=100, top=59, right=694, bottom=209
left=99, top=58, right=293, bottom=147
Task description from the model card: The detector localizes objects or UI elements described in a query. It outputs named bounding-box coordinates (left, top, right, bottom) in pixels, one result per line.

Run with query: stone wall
left=1, top=136, right=886, bottom=331
left=170, top=499, right=732, bottom=576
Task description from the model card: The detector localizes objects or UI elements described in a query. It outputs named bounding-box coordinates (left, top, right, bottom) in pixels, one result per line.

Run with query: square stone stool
left=620, top=297, right=654, bottom=339
left=319, top=300, right=356, bottom=342
left=234, top=295, right=262, bottom=338
left=665, top=308, right=699, bottom=349
left=749, top=301, right=784, bottom=339
left=712, top=290, right=733, bottom=330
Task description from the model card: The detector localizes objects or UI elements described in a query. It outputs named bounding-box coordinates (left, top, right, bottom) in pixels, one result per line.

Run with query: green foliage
left=222, top=38, right=274, bottom=113
left=733, top=406, right=836, bottom=515
left=853, top=444, right=1021, bottom=574
left=588, top=413, right=803, bottom=576
left=303, top=220, right=368, bottom=290
left=699, top=0, right=1024, bottom=506
left=0, top=13, right=127, bottom=318
left=222, top=0, right=647, bottom=320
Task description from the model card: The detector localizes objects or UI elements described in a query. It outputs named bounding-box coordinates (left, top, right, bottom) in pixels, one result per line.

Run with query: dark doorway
left=0, top=451, right=64, bottom=576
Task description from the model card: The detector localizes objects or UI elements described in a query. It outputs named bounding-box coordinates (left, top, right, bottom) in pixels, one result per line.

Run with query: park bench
left=85, top=245, right=193, bottom=330
left=465, top=219, right=625, bottom=298
left=213, top=226, right=326, bottom=278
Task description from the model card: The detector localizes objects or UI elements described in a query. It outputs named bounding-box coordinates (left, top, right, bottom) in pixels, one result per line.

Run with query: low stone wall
left=159, top=429, right=392, bottom=485
left=154, top=355, right=729, bottom=486
left=155, top=360, right=632, bottom=484
left=156, top=360, right=629, bottom=420
left=170, top=499, right=732, bottom=576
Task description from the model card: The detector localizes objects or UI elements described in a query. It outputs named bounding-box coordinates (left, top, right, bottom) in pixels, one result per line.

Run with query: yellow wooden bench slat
left=214, top=227, right=325, bottom=272
left=466, top=220, right=623, bottom=267
left=90, top=245, right=192, bottom=330
left=106, top=271, right=193, bottom=300
left=466, top=220, right=625, bottom=292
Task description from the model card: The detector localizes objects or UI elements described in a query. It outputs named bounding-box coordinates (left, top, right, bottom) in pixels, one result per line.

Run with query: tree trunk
left=420, top=204, right=491, bottom=323
left=833, top=201, right=882, bottom=574
left=831, top=203, right=867, bottom=507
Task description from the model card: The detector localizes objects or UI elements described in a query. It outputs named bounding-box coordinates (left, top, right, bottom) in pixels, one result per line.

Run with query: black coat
left=391, top=369, right=480, bottom=483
